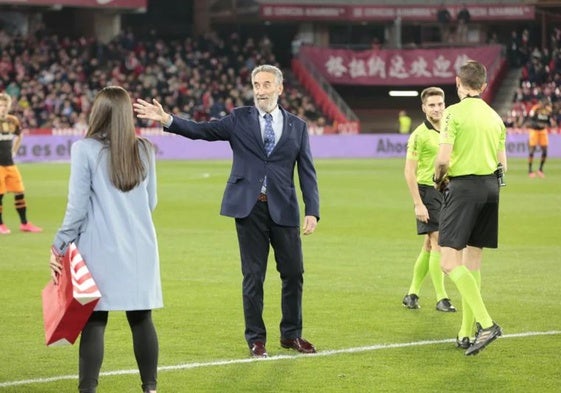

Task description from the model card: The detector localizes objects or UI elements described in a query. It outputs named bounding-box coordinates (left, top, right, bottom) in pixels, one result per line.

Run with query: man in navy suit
left=134, top=64, right=320, bottom=358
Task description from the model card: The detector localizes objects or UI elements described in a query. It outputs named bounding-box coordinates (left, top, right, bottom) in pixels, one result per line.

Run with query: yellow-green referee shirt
left=441, top=97, right=506, bottom=177
left=406, top=120, right=440, bottom=186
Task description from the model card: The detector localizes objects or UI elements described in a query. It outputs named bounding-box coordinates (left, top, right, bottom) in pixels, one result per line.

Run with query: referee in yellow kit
left=433, top=60, right=507, bottom=356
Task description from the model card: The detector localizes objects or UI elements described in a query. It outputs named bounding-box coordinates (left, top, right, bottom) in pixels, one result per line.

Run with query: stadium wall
left=16, top=133, right=561, bottom=162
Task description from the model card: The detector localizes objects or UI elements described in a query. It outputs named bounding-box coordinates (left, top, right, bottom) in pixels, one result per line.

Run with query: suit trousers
left=235, top=200, right=304, bottom=345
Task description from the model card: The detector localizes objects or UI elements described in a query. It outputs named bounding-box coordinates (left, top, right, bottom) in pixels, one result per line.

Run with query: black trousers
left=235, top=200, right=304, bottom=345
left=78, top=310, right=158, bottom=393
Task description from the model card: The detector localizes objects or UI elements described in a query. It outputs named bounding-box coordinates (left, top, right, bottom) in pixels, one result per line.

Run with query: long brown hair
left=86, top=86, right=152, bottom=192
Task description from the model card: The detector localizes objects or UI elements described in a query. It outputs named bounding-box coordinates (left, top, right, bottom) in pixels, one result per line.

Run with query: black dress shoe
left=249, top=341, right=268, bottom=358
left=280, top=337, right=316, bottom=353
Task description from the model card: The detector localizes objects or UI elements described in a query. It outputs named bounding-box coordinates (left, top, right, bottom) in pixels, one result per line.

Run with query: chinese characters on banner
left=299, top=45, right=503, bottom=86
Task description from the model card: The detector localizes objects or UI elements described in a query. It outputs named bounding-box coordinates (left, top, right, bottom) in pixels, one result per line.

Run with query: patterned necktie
left=263, top=113, right=275, bottom=156
left=262, top=113, right=276, bottom=193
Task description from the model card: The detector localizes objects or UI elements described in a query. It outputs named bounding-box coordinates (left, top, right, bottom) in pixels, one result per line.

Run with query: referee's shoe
left=436, top=298, right=456, bottom=312
left=465, top=322, right=502, bottom=356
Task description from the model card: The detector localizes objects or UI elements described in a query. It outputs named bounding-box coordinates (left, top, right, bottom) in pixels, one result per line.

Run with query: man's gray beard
left=254, top=97, right=278, bottom=113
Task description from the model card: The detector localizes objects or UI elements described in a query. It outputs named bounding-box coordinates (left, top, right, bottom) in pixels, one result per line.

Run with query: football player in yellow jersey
left=0, top=92, right=42, bottom=234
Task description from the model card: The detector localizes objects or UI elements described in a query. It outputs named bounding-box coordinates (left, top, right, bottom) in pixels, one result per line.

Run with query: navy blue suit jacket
left=166, top=106, right=320, bottom=227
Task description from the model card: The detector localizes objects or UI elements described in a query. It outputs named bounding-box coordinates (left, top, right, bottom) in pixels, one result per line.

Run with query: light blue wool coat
left=53, top=138, right=162, bottom=311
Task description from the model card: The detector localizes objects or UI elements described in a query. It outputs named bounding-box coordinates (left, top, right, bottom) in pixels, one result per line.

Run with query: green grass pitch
left=1, top=157, right=560, bottom=392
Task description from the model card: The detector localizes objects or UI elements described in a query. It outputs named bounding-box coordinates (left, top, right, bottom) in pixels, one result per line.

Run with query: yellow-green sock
left=458, top=270, right=481, bottom=338
left=428, top=252, right=448, bottom=301
left=408, top=249, right=430, bottom=295
left=449, top=266, right=493, bottom=329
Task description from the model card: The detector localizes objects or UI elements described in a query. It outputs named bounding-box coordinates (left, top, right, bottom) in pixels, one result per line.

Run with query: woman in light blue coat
left=49, top=86, right=161, bottom=393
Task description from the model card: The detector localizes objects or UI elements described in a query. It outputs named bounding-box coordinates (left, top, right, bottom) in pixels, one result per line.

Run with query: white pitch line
left=1, top=330, right=560, bottom=388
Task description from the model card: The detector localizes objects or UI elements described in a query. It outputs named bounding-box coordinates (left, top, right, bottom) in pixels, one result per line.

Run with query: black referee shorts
left=416, top=185, right=442, bottom=235
left=438, top=175, right=500, bottom=250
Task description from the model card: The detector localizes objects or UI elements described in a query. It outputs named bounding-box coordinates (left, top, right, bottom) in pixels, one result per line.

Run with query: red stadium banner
left=0, top=0, right=146, bottom=8
left=260, top=4, right=535, bottom=22
left=298, top=45, right=503, bottom=86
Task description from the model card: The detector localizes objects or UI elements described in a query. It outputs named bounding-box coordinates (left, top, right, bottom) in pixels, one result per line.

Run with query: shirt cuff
left=162, top=114, right=173, bottom=128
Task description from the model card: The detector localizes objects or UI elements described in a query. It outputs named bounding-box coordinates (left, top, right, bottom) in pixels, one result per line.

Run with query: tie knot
left=264, top=113, right=272, bottom=123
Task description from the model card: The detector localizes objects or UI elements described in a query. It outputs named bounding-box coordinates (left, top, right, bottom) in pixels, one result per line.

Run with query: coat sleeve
left=297, top=122, right=320, bottom=220
left=166, top=113, right=234, bottom=141
left=52, top=141, right=92, bottom=254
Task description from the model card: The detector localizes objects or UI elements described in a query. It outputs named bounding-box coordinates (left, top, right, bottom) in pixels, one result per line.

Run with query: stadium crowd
left=3, top=23, right=561, bottom=135
left=0, top=27, right=327, bottom=132
left=506, top=27, right=561, bottom=129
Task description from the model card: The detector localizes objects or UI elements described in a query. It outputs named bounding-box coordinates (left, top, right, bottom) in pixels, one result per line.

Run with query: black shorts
left=438, top=175, right=500, bottom=250
left=416, top=185, right=442, bottom=235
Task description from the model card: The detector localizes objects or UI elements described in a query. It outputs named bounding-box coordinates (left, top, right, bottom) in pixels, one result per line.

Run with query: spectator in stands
left=507, top=30, right=522, bottom=67
left=436, top=3, right=452, bottom=43
left=487, top=32, right=498, bottom=45
left=519, top=29, right=531, bottom=66
left=456, top=4, right=471, bottom=44
left=291, top=33, right=303, bottom=56
left=371, top=37, right=382, bottom=51
left=526, top=54, right=549, bottom=86
left=550, top=27, right=561, bottom=51
left=554, top=102, right=561, bottom=125
left=0, top=28, right=10, bottom=48
left=503, top=111, right=517, bottom=129
left=309, top=116, right=327, bottom=135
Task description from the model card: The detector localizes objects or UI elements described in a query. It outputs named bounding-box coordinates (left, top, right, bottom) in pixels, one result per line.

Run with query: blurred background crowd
left=0, top=27, right=326, bottom=131
left=1, top=0, right=561, bottom=134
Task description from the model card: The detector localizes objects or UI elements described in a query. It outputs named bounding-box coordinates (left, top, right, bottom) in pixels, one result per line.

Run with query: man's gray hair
left=251, top=64, right=283, bottom=85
